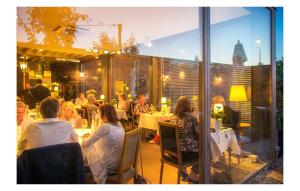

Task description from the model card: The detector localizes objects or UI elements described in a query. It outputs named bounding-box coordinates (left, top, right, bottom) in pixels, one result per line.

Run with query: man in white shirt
left=18, top=97, right=78, bottom=155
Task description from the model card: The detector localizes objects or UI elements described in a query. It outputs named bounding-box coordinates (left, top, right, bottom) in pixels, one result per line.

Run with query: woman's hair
left=100, top=104, right=119, bottom=126
left=62, top=101, right=78, bottom=119
left=39, top=97, right=59, bottom=118
left=174, top=96, right=192, bottom=119
left=87, top=93, right=96, bottom=104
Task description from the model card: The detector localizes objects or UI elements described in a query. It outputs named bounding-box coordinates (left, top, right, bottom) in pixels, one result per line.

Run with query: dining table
left=210, top=127, right=241, bottom=163
left=138, top=112, right=173, bottom=131
left=116, top=109, right=128, bottom=120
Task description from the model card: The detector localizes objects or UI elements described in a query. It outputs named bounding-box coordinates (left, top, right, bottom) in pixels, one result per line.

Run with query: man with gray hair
left=17, top=101, right=34, bottom=144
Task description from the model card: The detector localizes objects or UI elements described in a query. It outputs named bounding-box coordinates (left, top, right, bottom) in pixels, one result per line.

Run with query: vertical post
left=199, top=7, right=211, bottom=184
left=270, top=8, right=277, bottom=161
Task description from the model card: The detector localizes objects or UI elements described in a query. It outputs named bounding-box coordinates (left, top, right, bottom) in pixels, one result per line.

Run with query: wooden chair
left=128, top=101, right=138, bottom=127
left=158, top=121, right=199, bottom=184
left=105, top=128, right=140, bottom=184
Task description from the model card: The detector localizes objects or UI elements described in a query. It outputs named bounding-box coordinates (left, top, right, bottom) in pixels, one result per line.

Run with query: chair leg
left=229, top=150, right=232, bottom=165
left=177, top=170, right=180, bottom=184
left=159, top=161, right=164, bottom=184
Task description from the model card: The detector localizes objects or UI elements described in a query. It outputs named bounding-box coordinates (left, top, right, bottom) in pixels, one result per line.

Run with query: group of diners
left=16, top=93, right=202, bottom=183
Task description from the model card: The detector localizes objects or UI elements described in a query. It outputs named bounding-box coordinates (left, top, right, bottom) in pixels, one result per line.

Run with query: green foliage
left=276, top=57, right=283, bottom=129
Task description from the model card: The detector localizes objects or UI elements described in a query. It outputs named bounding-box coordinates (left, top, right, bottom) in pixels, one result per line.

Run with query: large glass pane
left=210, top=7, right=272, bottom=183
left=17, top=7, right=202, bottom=184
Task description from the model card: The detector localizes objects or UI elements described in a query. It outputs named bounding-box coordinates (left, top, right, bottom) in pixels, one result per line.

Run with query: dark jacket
left=22, top=88, right=35, bottom=109
left=17, top=143, right=85, bottom=184
left=32, top=84, right=50, bottom=103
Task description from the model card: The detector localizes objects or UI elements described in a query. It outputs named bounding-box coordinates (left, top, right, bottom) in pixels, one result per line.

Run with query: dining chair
left=17, top=143, right=85, bottom=184
left=158, top=121, right=199, bottom=184
left=105, top=128, right=140, bottom=184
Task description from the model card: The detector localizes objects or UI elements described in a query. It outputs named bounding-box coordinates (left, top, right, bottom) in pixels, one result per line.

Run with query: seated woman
left=171, top=96, right=200, bottom=182
left=60, top=101, right=82, bottom=129
left=81, top=104, right=125, bottom=183
left=117, top=94, right=128, bottom=111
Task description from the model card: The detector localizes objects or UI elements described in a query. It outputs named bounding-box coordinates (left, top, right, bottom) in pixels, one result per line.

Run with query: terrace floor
left=136, top=140, right=268, bottom=184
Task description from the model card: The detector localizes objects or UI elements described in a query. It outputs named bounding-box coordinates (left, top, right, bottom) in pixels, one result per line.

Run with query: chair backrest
left=17, top=142, right=85, bottom=184
left=158, top=121, right=182, bottom=164
left=223, top=105, right=241, bottom=129
left=118, top=128, right=140, bottom=176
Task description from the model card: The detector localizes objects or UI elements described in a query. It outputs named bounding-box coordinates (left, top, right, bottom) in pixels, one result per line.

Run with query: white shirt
left=75, top=97, right=88, bottom=106
left=117, top=100, right=128, bottom=111
left=17, top=115, right=34, bottom=143
left=81, top=122, right=124, bottom=183
left=18, top=118, right=78, bottom=155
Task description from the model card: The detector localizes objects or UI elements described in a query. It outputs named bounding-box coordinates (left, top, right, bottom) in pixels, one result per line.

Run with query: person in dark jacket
left=22, top=83, right=35, bottom=109
left=32, top=79, right=50, bottom=104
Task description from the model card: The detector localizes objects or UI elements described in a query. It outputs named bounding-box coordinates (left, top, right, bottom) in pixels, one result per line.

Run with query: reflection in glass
left=210, top=7, right=272, bottom=183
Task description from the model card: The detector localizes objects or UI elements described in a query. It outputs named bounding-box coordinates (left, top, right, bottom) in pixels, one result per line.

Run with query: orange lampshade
left=229, top=85, right=247, bottom=102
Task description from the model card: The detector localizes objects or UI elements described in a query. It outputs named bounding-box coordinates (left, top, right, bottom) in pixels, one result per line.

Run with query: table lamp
left=100, top=94, right=105, bottom=100
left=161, top=97, right=167, bottom=114
left=229, top=85, right=247, bottom=109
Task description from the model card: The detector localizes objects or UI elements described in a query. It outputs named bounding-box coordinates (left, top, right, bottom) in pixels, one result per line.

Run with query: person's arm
left=76, top=116, right=82, bottom=128
left=192, top=116, right=200, bottom=136
left=133, top=104, right=140, bottom=116
left=81, top=124, right=110, bottom=148
left=70, top=127, right=79, bottom=143
left=17, top=132, right=27, bottom=156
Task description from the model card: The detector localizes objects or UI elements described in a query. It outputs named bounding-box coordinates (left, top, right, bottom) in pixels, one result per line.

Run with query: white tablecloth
left=138, top=112, right=173, bottom=131
left=210, top=128, right=241, bottom=162
left=116, top=109, right=128, bottom=120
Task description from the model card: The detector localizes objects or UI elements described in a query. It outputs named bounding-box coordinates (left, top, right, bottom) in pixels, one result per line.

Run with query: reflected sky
left=276, top=7, right=283, bottom=60
left=17, top=7, right=283, bottom=63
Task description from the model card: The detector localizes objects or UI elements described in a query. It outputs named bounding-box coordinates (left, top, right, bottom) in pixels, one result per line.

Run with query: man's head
left=138, top=94, right=146, bottom=105
left=25, top=83, right=32, bottom=89
left=39, top=97, right=59, bottom=119
left=17, top=101, right=27, bottom=123
left=36, top=79, right=42, bottom=85
left=79, top=92, right=85, bottom=99
left=118, top=94, right=125, bottom=101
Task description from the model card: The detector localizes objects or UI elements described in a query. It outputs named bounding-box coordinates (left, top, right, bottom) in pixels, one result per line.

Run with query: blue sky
left=276, top=7, right=283, bottom=60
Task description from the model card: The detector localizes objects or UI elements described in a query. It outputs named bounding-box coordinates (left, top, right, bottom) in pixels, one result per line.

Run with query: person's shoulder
left=50, top=119, right=72, bottom=129
left=186, top=112, right=197, bottom=121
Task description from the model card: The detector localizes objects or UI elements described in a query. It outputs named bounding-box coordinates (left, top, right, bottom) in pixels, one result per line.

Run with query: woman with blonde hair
left=60, top=101, right=82, bottom=128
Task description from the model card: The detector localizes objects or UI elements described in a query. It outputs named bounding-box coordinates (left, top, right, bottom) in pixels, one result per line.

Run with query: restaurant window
left=107, top=8, right=201, bottom=110
left=209, top=7, right=272, bottom=183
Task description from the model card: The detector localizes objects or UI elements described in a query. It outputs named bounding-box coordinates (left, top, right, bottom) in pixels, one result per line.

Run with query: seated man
left=17, top=101, right=34, bottom=144
left=18, top=97, right=78, bottom=155
left=133, top=94, right=150, bottom=117
left=75, top=92, right=88, bottom=107
left=212, top=95, right=241, bottom=142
